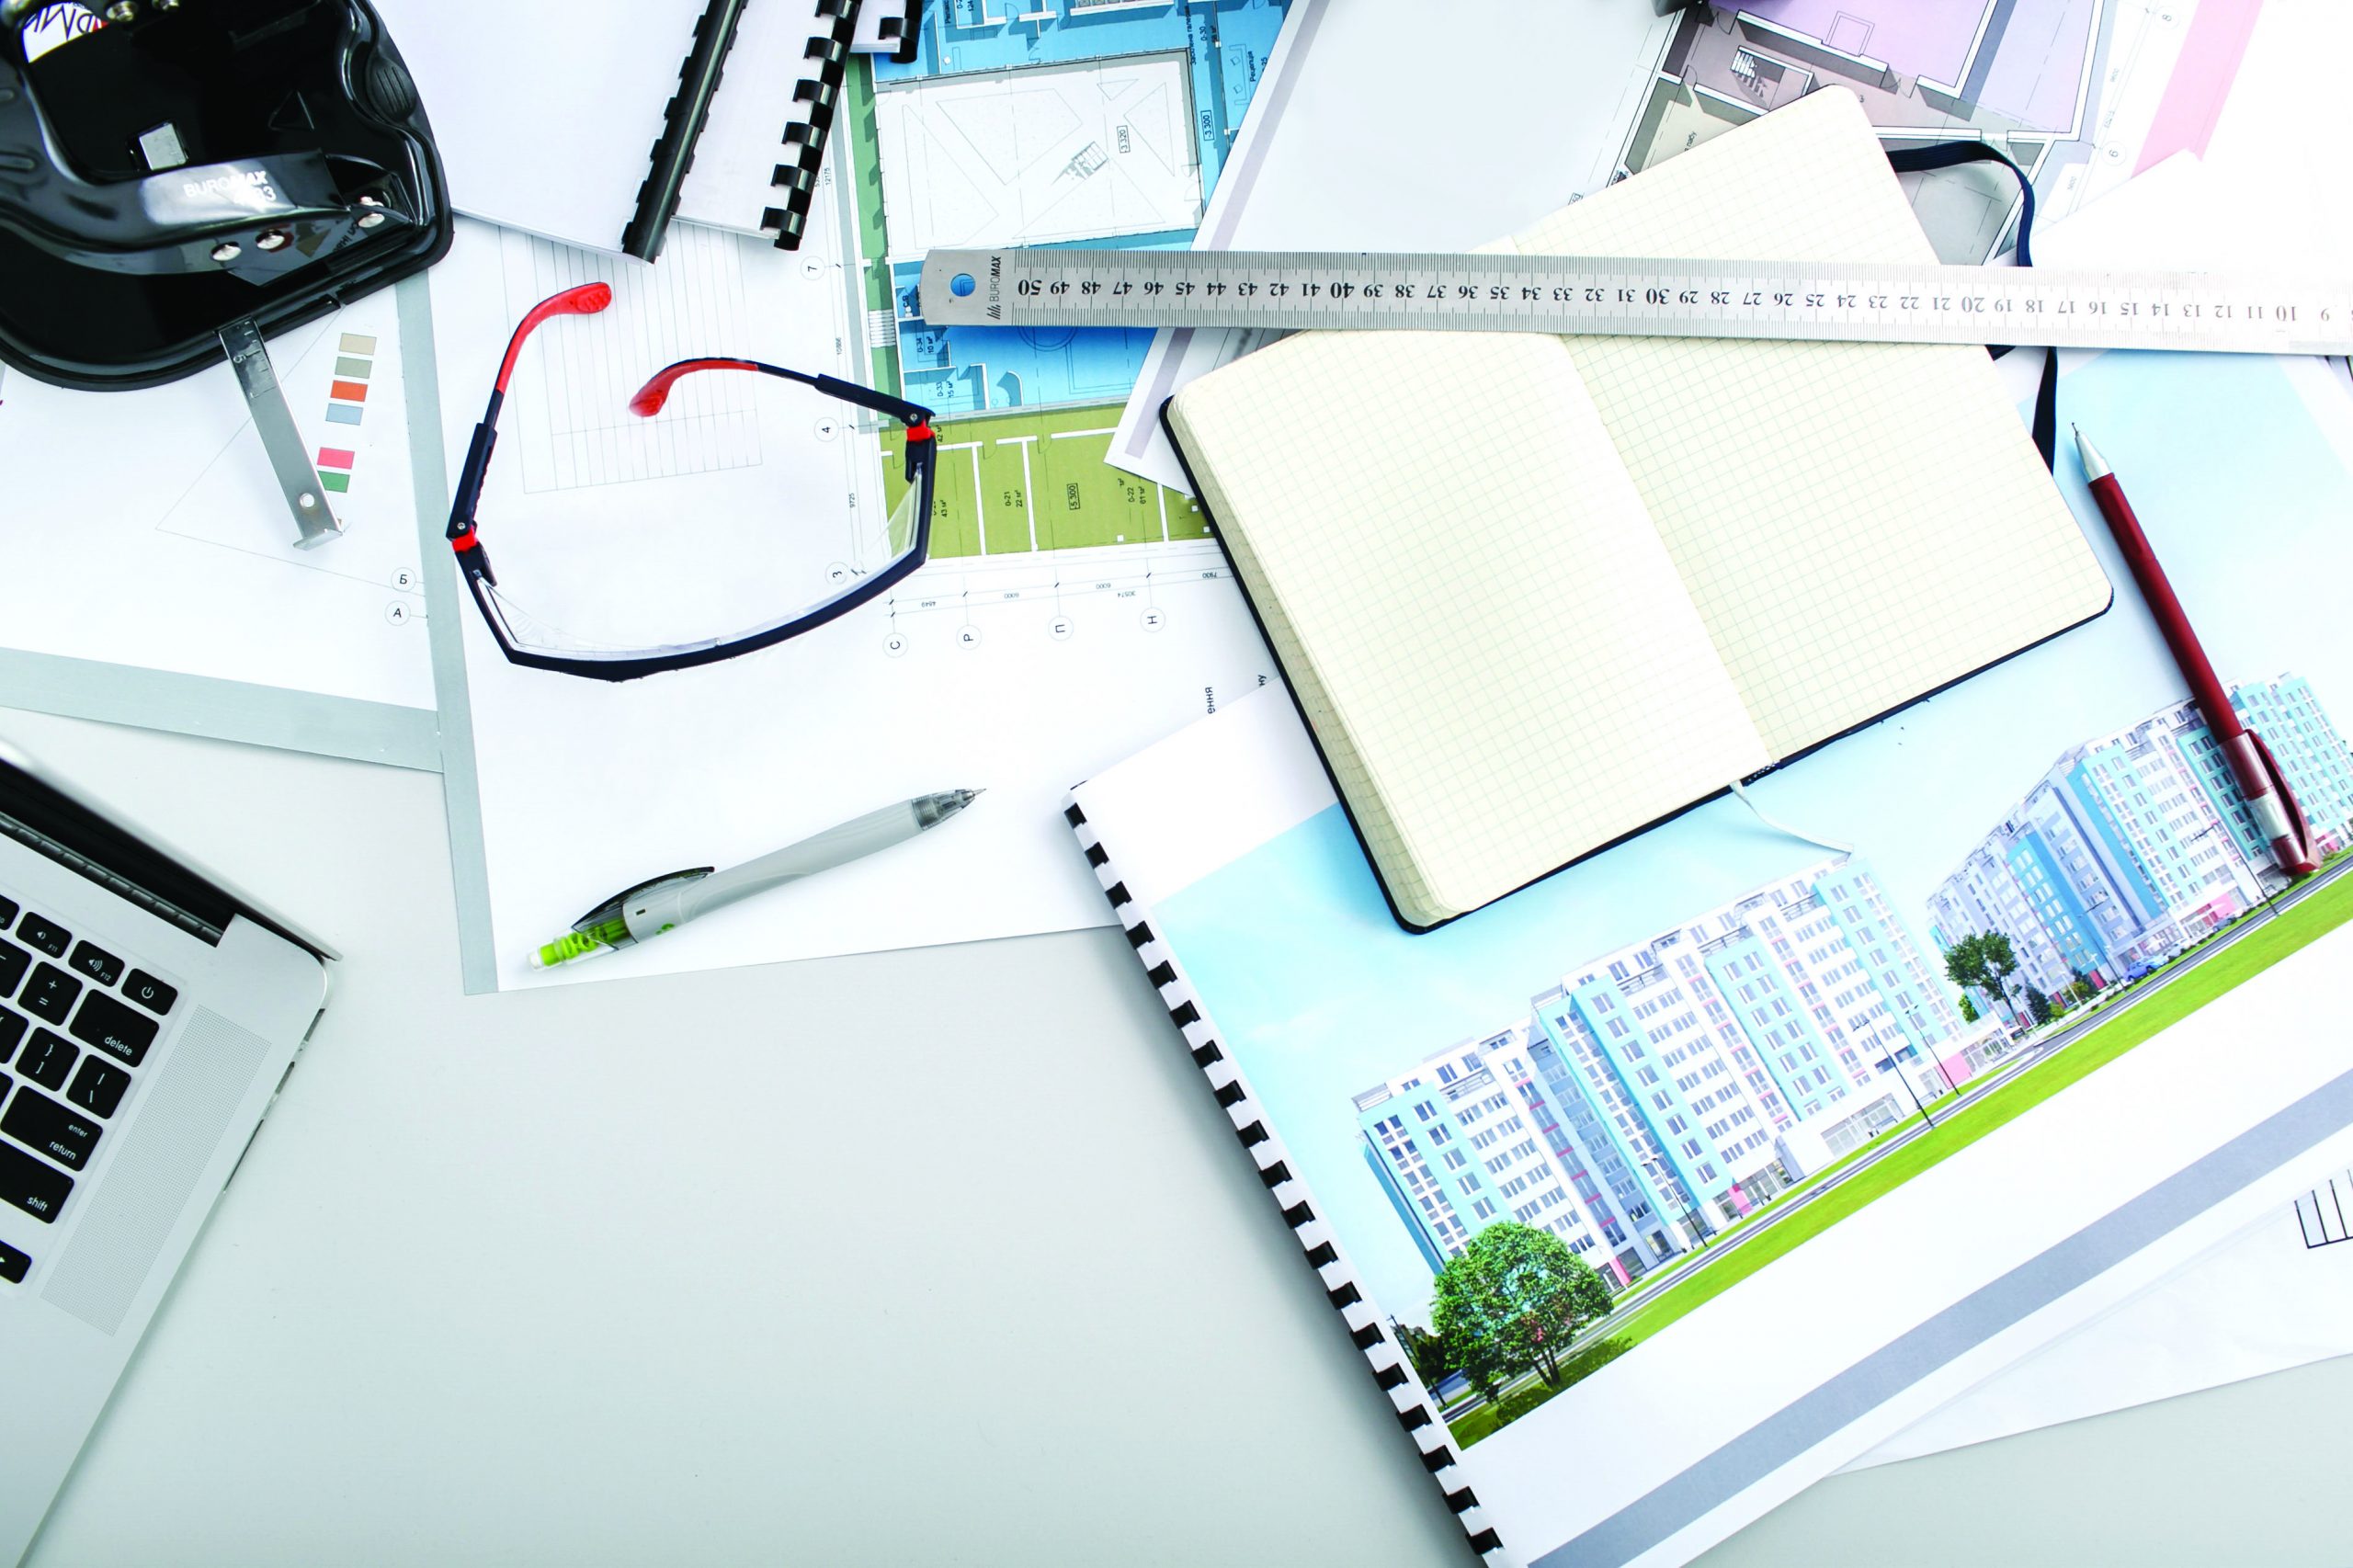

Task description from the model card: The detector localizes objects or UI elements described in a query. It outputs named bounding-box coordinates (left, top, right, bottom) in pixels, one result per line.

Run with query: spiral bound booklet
left=1071, top=346, right=2353, bottom=1564
left=378, top=0, right=913, bottom=256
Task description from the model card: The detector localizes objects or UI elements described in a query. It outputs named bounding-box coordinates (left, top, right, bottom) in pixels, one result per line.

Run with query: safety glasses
left=444, top=283, right=938, bottom=681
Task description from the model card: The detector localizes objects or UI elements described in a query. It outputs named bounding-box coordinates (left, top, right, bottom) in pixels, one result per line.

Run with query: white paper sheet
left=1847, top=1172, right=2353, bottom=1469
left=423, top=216, right=1271, bottom=990
left=374, top=0, right=711, bottom=253
left=0, top=289, right=436, bottom=729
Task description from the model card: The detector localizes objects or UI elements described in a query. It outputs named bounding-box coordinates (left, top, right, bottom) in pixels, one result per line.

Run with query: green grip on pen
left=536, top=915, right=629, bottom=968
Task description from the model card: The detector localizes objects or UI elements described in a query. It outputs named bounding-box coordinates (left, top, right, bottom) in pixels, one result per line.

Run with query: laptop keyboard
left=0, top=891, right=176, bottom=1269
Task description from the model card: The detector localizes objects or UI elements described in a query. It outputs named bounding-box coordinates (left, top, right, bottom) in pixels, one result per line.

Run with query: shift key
left=0, top=1141, right=72, bottom=1222
left=69, top=993, right=158, bottom=1067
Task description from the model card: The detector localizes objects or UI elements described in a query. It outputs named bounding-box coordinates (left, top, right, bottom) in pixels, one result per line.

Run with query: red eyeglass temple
left=494, top=282, right=612, bottom=394
left=627, top=358, right=763, bottom=417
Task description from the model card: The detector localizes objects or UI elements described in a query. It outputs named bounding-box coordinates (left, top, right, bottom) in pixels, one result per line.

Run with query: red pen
left=2075, top=426, right=2317, bottom=880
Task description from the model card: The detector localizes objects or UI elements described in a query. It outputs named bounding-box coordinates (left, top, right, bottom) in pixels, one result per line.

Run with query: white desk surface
left=6, top=703, right=2347, bottom=1567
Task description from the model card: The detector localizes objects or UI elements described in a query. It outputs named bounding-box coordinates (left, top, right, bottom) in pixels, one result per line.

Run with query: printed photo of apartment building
left=1928, top=676, right=2353, bottom=1006
left=1351, top=858, right=1989, bottom=1288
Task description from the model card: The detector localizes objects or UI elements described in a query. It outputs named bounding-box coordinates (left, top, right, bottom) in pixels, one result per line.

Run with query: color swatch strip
left=316, top=333, right=376, bottom=486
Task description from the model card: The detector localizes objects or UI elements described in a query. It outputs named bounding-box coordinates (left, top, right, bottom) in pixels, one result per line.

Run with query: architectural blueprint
left=859, top=0, right=1287, bottom=422
left=1625, top=0, right=2264, bottom=261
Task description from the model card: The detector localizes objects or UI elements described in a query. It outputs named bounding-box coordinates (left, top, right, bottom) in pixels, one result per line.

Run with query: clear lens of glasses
left=481, top=454, right=930, bottom=662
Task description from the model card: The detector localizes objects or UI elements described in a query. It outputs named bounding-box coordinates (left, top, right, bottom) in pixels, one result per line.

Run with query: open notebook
left=1162, top=88, right=2111, bottom=931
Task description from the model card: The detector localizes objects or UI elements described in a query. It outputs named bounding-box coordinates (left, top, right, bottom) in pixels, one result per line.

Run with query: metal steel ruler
left=916, top=249, right=2353, bottom=357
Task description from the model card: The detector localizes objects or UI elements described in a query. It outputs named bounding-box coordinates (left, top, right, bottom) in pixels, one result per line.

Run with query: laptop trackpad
left=40, top=1009, right=271, bottom=1336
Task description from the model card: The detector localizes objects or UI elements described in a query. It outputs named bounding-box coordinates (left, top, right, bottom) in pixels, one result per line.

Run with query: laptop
left=0, top=739, right=332, bottom=1564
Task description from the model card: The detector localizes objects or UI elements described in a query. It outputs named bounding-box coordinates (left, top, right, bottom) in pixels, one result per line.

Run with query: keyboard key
left=21, top=965, right=78, bottom=1026
left=122, top=970, right=177, bottom=1016
left=65, top=941, right=121, bottom=988
left=0, top=1141, right=72, bottom=1222
left=65, top=1058, right=129, bottom=1119
left=15, top=914, right=69, bottom=960
left=0, top=893, right=15, bottom=928
left=69, top=993, right=157, bottom=1067
left=0, top=1008, right=22, bottom=1064
left=2, top=1089, right=99, bottom=1172
left=0, top=940, right=26, bottom=1000
left=18, top=1031, right=74, bottom=1092
left=0, top=1236, right=27, bottom=1284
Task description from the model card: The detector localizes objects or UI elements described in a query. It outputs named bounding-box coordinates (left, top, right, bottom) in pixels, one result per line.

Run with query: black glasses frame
left=444, top=285, right=939, bottom=682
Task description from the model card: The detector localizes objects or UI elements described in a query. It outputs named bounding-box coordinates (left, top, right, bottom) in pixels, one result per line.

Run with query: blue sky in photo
left=1152, top=349, right=2353, bottom=1321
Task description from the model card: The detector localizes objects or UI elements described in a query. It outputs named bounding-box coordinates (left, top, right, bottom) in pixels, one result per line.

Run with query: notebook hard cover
left=1162, top=89, right=2110, bottom=931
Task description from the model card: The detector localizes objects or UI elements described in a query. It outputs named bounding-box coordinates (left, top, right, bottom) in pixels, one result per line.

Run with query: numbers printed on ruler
left=925, top=249, right=2353, bottom=358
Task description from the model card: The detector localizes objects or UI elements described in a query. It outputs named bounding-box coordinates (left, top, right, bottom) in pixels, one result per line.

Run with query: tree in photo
left=1397, top=1321, right=1454, bottom=1392
left=1943, top=931, right=2024, bottom=1022
left=2028, top=988, right=2055, bottom=1026
left=1430, top=1221, right=1615, bottom=1415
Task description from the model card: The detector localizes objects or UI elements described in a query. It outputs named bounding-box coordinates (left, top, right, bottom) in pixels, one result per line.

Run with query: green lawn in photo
left=1448, top=869, right=2353, bottom=1449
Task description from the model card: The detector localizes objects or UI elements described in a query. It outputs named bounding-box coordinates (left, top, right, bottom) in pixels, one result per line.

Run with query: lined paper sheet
left=1512, top=88, right=2111, bottom=758
left=1168, top=333, right=1770, bottom=925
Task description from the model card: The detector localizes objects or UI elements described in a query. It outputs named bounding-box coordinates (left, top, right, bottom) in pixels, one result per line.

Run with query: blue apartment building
left=1929, top=676, right=2353, bottom=1006
left=1355, top=857, right=1973, bottom=1286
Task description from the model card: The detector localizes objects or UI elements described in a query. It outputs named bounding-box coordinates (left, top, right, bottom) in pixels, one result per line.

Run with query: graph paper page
left=1166, top=331, right=1769, bottom=926
left=1512, top=88, right=2111, bottom=758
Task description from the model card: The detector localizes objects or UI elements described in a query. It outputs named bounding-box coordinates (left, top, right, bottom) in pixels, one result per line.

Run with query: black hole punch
left=1213, top=1080, right=1245, bottom=1108
left=1325, top=1281, right=1361, bottom=1309
left=1444, top=1487, right=1480, bottom=1516
left=1418, top=1446, right=1455, bottom=1474
left=1189, top=1041, right=1223, bottom=1068
left=1396, top=1404, right=1432, bottom=1432
left=1145, top=960, right=1176, bottom=987
left=1349, top=1322, right=1383, bottom=1349
left=1085, top=843, right=1108, bottom=866
left=1303, top=1241, right=1337, bottom=1267
left=1374, top=1362, right=1407, bottom=1390
left=1468, top=1528, right=1504, bottom=1554
left=1168, top=1001, right=1199, bottom=1027
left=1123, top=921, right=1154, bottom=947
left=1280, top=1199, right=1313, bottom=1227
left=1258, top=1161, right=1292, bottom=1188
left=1234, top=1119, right=1267, bottom=1147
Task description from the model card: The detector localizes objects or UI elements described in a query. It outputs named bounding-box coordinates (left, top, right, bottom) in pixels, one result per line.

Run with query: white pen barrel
left=680, top=801, right=925, bottom=922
